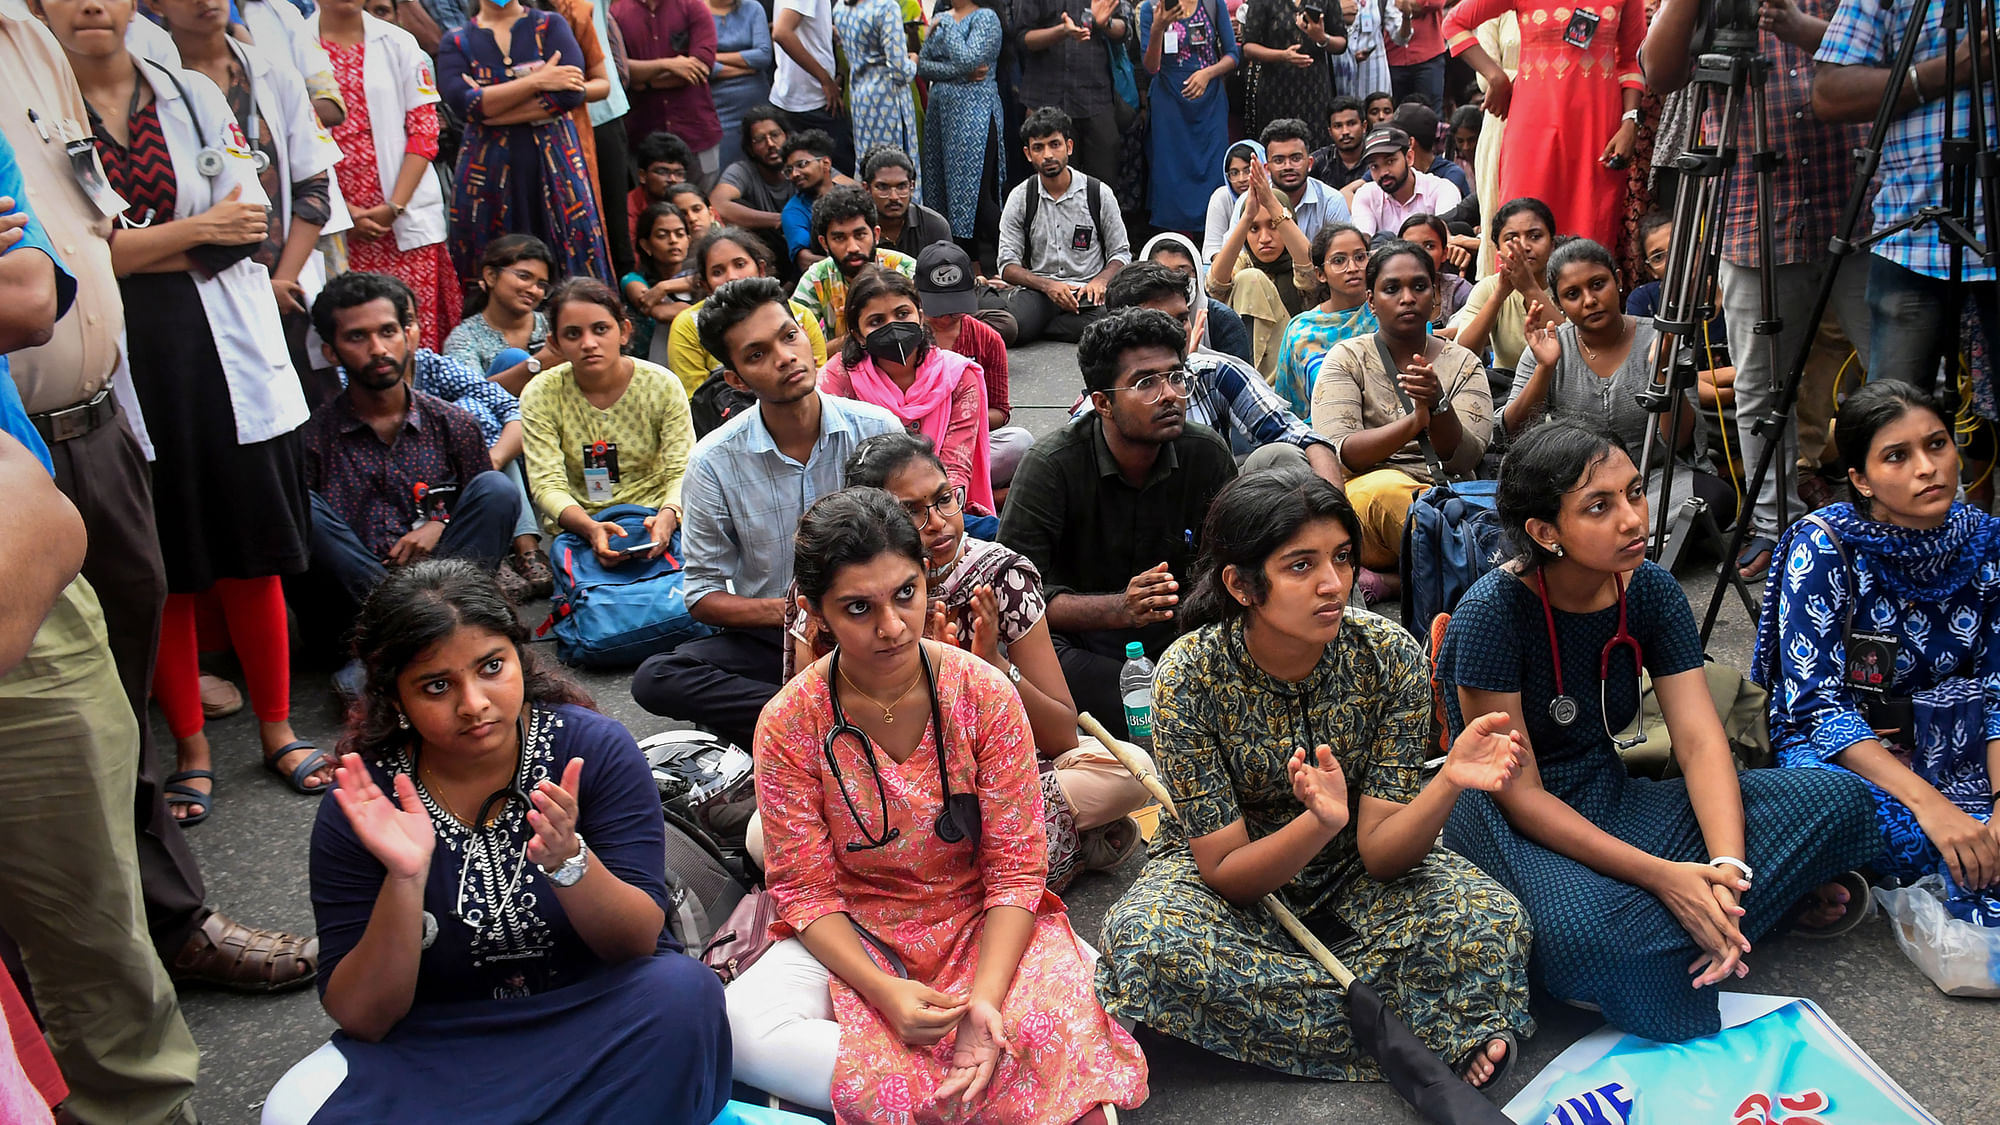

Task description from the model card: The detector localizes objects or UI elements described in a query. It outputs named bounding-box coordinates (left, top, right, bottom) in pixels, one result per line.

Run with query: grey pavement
left=168, top=342, right=1997, bottom=1124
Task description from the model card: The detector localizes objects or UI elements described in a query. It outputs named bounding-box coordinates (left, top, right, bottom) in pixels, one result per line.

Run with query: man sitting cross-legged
left=988, top=107, right=1132, bottom=345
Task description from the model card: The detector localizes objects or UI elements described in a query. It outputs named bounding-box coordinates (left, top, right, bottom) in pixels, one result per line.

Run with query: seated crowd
left=4, top=0, right=1999, bottom=1118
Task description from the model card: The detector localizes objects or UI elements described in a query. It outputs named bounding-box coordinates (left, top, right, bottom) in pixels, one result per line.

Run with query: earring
left=1549, top=543, right=1564, bottom=557
left=1860, top=490, right=1873, bottom=499
left=397, top=712, right=410, bottom=730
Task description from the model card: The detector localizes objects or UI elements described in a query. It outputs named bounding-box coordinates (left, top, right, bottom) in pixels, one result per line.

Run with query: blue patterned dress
left=1439, top=562, right=1880, bottom=1043
left=1097, top=613, right=1534, bottom=1079
left=1753, top=502, right=2000, bottom=925
left=832, top=0, right=919, bottom=176
left=918, top=6, right=1003, bottom=239
left=439, top=9, right=612, bottom=292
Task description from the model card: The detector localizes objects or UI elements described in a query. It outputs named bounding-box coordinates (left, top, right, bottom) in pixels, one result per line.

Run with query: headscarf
left=1141, top=231, right=1211, bottom=347
left=1750, top=501, right=2000, bottom=686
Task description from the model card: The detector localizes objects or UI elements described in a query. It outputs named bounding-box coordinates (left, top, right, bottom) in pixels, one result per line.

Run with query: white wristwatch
left=540, top=835, right=589, bottom=886
left=525, top=356, right=543, bottom=375
left=1620, top=108, right=1642, bottom=125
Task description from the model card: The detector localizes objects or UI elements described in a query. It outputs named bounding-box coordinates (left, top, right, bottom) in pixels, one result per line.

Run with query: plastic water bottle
left=1119, top=642, right=1156, bottom=749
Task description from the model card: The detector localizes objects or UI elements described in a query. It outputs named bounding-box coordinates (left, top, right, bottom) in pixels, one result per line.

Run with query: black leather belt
left=30, top=387, right=117, bottom=445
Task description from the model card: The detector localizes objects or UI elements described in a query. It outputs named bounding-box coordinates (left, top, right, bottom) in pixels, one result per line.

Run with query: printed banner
left=1504, top=994, right=1938, bottom=1125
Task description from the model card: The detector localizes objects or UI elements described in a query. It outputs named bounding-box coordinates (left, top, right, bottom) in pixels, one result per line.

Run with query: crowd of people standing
left=3, top=0, right=2000, bottom=1119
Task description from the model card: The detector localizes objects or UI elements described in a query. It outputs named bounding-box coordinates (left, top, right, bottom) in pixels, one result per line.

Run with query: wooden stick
left=1077, top=713, right=1358, bottom=988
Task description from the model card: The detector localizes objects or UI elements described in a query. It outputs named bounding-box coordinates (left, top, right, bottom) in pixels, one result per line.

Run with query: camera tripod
left=1635, top=14, right=1770, bottom=628
left=1691, top=0, right=2000, bottom=646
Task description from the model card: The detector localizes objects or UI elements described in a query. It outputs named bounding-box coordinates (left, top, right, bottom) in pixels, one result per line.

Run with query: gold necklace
left=418, top=765, right=472, bottom=826
left=837, top=661, right=926, bottom=723
left=1579, top=317, right=1628, bottom=365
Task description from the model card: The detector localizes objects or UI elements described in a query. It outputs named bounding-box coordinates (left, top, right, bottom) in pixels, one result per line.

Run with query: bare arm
left=689, top=590, right=788, bottom=629
left=319, top=871, right=425, bottom=1041
left=488, top=420, right=525, bottom=471
left=1815, top=33, right=1985, bottom=124
left=0, top=432, right=85, bottom=673
left=711, top=182, right=785, bottom=230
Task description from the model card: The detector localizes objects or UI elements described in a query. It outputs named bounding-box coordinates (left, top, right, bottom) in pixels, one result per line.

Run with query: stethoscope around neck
left=1534, top=568, right=1645, bottom=751
left=415, top=714, right=537, bottom=933
left=824, top=643, right=981, bottom=855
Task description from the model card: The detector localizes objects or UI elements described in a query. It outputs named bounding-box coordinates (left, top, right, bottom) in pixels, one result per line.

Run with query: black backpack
left=1021, top=174, right=1111, bottom=275
left=689, top=368, right=757, bottom=437
left=661, top=807, right=750, bottom=951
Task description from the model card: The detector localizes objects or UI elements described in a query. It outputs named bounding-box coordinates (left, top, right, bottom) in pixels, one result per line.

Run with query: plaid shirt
left=1818, top=0, right=1997, bottom=279
left=1705, top=3, right=1866, bottom=266
left=1072, top=348, right=1333, bottom=458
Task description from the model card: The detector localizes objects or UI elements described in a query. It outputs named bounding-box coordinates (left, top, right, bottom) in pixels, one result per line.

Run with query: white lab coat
left=301, top=11, right=446, bottom=251
left=239, top=0, right=340, bottom=112
left=138, top=58, right=309, bottom=445
left=224, top=36, right=350, bottom=305
left=125, top=13, right=178, bottom=67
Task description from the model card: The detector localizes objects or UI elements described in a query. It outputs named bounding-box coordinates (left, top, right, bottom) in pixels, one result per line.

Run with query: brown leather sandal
left=169, top=911, right=319, bottom=993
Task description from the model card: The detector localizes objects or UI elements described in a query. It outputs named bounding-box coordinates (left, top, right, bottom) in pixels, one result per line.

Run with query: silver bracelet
left=1910, top=64, right=1927, bottom=104
left=1710, top=855, right=1754, bottom=882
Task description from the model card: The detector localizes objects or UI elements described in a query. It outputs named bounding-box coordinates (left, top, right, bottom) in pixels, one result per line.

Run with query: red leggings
left=153, top=576, right=291, bottom=741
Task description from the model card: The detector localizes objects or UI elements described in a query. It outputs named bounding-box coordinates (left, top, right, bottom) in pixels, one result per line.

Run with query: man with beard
left=1311, top=96, right=1372, bottom=191
left=993, top=107, right=1132, bottom=345
left=631, top=277, right=901, bottom=749
left=779, top=129, right=859, bottom=270
left=999, top=308, right=1237, bottom=741
left=713, top=108, right=798, bottom=269
left=1251, top=118, right=1352, bottom=243
left=1350, top=125, right=1461, bottom=240
left=791, top=186, right=916, bottom=347
left=301, top=273, right=521, bottom=639
left=862, top=147, right=951, bottom=257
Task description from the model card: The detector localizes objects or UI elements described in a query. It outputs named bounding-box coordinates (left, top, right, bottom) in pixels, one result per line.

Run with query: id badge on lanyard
left=1563, top=7, right=1600, bottom=49
left=582, top=440, right=620, bottom=504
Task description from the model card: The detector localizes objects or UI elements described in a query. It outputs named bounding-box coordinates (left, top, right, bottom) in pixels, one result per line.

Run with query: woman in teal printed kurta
left=1096, top=470, right=1534, bottom=1085
left=917, top=0, right=1003, bottom=240
left=833, top=0, right=919, bottom=181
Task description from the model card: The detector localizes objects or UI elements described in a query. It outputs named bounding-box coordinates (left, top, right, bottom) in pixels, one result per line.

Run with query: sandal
left=1457, top=1028, right=1519, bottom=1090
left=168, top=910, right=319, bottom=993
left=1736, top=535, right=1778, bottom=581
left=1078, top=816, right=1144, bottom=873
left=163, top=769, right=215, bottom=827
left=1792, top=870, right=1872, bottom=940
left=264, top=740, right=336, bottom=795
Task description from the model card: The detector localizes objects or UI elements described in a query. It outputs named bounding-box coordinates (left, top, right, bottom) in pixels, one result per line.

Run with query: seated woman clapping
left=264, top=560, right=730, bottom=1124
left=1096, top=469, right=1533, bottom=1086
left=1755, top=381, right=2000, bottom=926
left=728, top=488, right=1148, bottom=1122
left=1437, top=421, right=1880, bottom=1045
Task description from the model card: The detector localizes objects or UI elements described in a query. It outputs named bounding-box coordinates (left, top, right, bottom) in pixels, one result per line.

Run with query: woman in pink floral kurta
left=740, top=598, right=1146, bottom=1120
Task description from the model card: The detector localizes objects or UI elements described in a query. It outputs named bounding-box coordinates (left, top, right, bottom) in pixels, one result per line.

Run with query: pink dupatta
left=828, top=345, right=994, bottom=511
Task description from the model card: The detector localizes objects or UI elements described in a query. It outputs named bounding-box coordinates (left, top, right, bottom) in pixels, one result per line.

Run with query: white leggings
left=724, top=938, right=840, bottom=1110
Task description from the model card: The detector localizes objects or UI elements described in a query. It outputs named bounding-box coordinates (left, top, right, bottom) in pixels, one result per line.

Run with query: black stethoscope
left=1534, top=569, right=1646, bottom=750
left=825, top=643, right=981, bottom=854
left=417, top=715, right=537, bottom=933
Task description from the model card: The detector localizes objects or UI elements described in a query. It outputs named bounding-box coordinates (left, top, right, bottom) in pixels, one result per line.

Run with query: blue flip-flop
left=264, top=740, right=336, bottom=795
left=164, top=769, right=216, bottom=826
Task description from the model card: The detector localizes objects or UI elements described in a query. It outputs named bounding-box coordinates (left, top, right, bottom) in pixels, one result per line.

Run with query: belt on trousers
left=30, top=387, right=117, bottom=445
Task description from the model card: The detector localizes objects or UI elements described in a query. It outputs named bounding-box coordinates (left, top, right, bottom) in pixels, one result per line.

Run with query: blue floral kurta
left=833, top=0, right=919, bottom=179
left=1754, top=502, right=2000, bottom=925
left=918, top=6, right=1003, bottom=239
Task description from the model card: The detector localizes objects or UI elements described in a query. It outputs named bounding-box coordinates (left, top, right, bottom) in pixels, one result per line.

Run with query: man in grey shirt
left=990, top=108, right=1131, bottom=344
left=711, top=107, right=797, bottom=270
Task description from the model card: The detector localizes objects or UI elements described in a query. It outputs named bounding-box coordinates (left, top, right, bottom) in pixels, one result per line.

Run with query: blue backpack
left=1374, top=335, right=1505, bottom=631
left=539, top=504, right=713, bottom=668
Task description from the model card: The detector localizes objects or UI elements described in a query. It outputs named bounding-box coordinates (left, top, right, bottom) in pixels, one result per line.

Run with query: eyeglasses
left=1645, top=248, right=1670, bottom=267
left=1267, top=151, right=1308, bottom=166
left=1322, top=252, right=1364, bottom=268
left=869, top=180, right=914, bottom=196
left=499, top=266, right=549, bottom=291
left=899, top=486, right=966, bottom=524
left=783, top=157, right=824, bottom=175
left=1112, top=367, right=1193, bottom=404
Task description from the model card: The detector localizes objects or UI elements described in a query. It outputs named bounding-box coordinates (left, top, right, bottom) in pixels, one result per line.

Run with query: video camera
left=1691, top=0, right=1763, bottom=53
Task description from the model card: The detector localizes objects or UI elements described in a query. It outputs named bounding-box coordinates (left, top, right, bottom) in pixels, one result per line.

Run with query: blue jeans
left=1866, top=252, right=1998, bottom=391
left=1391, top=53, right=1447, bottom=111
left=308, top=470, right=519, bottom=607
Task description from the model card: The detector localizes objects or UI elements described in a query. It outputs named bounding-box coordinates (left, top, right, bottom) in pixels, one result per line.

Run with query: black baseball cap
left=915, top=241, right=978, bottom=316
left=1362, top=126, right=1412, bottom=160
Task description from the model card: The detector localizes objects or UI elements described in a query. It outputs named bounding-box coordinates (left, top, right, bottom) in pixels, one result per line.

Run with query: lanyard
left=1534, top=569, right=1645, bottom=749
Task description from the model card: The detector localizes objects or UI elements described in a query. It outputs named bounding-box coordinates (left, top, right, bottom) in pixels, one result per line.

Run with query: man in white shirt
left=770, top=0, right=852, bottom=171
left=1350, top=125, right=1462, bottom=240
left=1254, top=117, right=1351, bottom=244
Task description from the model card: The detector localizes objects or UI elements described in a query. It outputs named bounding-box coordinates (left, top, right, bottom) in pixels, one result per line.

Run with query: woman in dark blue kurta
left=439, top=0, right=611, bottom=295
left=265, top=560, right=729, bottom=1125
left=1139, top=0, right=1238, bottom=233
left=1753, top=381, right=2000, bottom=926
left=1438, top=421, right=1878, bottom=1044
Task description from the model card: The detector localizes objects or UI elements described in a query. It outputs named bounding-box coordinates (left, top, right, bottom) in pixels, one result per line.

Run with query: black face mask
left=863, top=320, right=926, bottom=366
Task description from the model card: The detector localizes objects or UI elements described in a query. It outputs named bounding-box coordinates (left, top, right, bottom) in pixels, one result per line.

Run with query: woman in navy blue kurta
left=1754, top=381, right=2000, bottom=926
left=1139, top=0, right=1238, bottom=233
left=267, top=560, right=729, bottom=1124
left=439, top=0, right=612, bottom=295
left=1438, top=421, right=1878, bottom=1044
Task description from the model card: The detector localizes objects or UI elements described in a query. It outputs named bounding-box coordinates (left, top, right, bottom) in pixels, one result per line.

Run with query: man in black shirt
left=863, top=147, right=952, bottom=257
left=998, top=308, right=1237, bottom=739
left=1311, top=95, right=1370, bottom=191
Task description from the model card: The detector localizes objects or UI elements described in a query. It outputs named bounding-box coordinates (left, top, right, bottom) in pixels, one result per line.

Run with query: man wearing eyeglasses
left=999, top=308, right=1238, bottom=742
left=1089, top=262, right=1346, bottom=489
left=863, top=148, right=951, bottom=258
left=1253, top=118, right=1352, bottom=243
left=778, top=129, right=858, bottom=271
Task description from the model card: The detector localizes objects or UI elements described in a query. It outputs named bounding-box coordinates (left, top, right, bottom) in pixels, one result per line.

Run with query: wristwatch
left=525, top=356, right=543, bottom=375
left=1620, top=108, right=1642, bottom=125
left=1005, top=661, right=1023, bottom=686
left=389, top=201, right=407, bottom=218
left=540, top=834, right=589, bottom=887
left=1275, top=207, right=1296, bottom=225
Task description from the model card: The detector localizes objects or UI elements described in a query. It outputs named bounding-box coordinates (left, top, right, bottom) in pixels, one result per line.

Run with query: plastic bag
left=1874, top=876, right=2000, bottom=998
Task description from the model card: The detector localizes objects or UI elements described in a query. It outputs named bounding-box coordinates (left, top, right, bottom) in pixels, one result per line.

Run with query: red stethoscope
left=1534, top=569, right=1646, bottom=750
